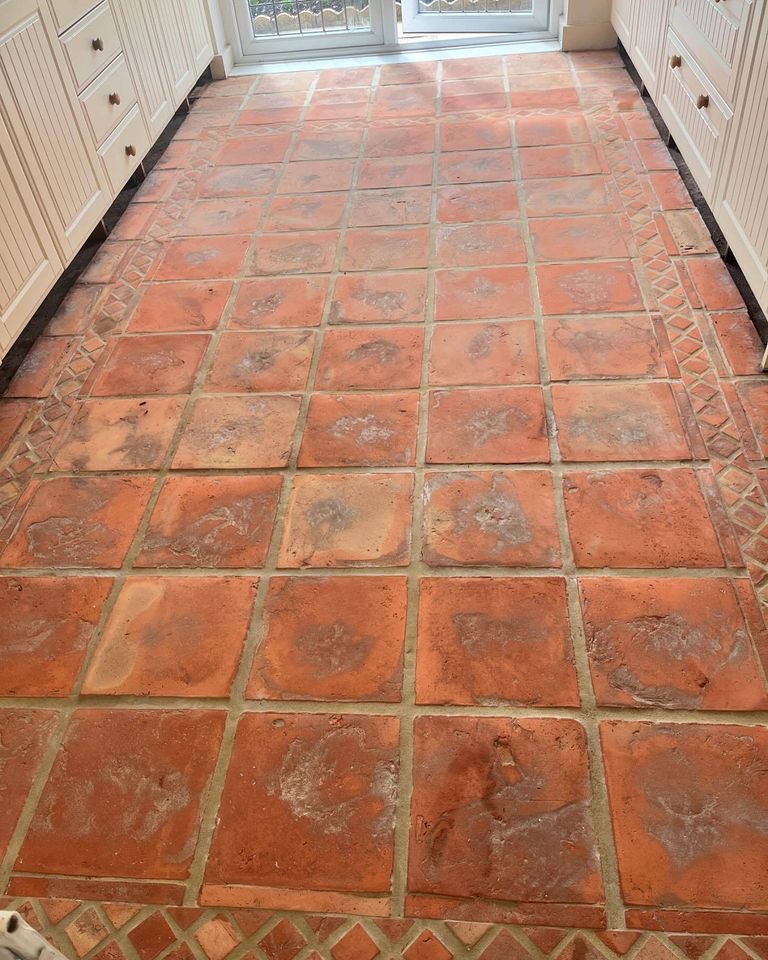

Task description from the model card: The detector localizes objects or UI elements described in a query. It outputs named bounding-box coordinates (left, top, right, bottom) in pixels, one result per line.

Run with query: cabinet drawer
left=61, top=2, right=121, bottom=92
left=670, top=0, right=753, bottom=102
left=79, top=53, right=136, bottom=144
left=50, top=0, right=100, bottom=33
left=98, top=105, right=148, bottom=192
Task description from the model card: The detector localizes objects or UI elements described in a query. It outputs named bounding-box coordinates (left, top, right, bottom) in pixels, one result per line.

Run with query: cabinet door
left=182, top=0, right=213, bottom=76
left=151, top=0, right=196, bottom=106
left=628, top=0, right=668, bottom=97
left=0, top=110, right=61, bottom=356
left=612, top=0, right=635, bottom=48
left=0, top=0, right=109, bottom=261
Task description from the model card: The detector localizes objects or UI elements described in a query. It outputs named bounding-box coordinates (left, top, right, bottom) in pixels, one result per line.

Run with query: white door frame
left=401, top=0, right=551, bottom=35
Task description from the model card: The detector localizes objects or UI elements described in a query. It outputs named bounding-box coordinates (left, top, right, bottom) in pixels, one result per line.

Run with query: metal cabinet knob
left=109, top=91, right=121, bottom=105
left=91, top=37, right=104, bottom=50
left=670, top=54, right=682, bottom=68
left=697, top=93, right=710, bottom=109
left=125, top=144, right=136, bottom=157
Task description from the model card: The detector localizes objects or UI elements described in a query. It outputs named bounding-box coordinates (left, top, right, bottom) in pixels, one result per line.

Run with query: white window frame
left=401, top=0, right=551, bottom=34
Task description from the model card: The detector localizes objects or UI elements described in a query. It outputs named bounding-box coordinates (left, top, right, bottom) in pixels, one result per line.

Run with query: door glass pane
left=418, top=0, right=531, bottom=12
left=247, top=0, right=370, bottom=35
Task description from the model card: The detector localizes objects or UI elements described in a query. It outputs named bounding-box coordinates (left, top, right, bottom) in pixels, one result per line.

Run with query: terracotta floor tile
left=330, top=272, right=427, bottom=325
left=0, top=576, right=112, bottom=697
left=440, top=118, right=511, bottom=152
left=229, top=276, right=328, bottom=329
left=530, top=216, right=629, bottom=261
left=357, top=156, right=434, bottom=190
left=650, top=170, right=694, bottom=210
left=686, top=256, right=745, bottom=310
left=519, top=144, right=602, bottom=178
left=128, top=281, right=232, bottom=333
left=429, top=320, right=539, bottom=385
left=173, top=396, right=300, bottom=468
left=204, top=331, right=315, bottom=392
left=154, top=236, right=250, bottom=280
left=238, top=107, right=302, bottom=126
left=544, top=314, right=666, bottom=379
left=0, top=398, right=30, bottom=450
left=407, top=717, right=603, bottom=906
left=214, top=134, right=291, bottom=166
left=537, top=262, right=644, bottom=314
left=435, top=267, right=533, bottom=321
left=0, top=709, right=57, bottom=858
left=365, top=125, right=436, bottom=156
left=176, top=199, right=266, bottom=236
left=315, top=66, right=375, bottom=86
left=197, top=164, right=279, bottom=198
left=135, top=475, right=282, bottom=568
left=710, top=310, right=764, bottom=376
left=299, top=392, right=418, bottom=466
left=380, top=61, right=438, bottom=84
left=278, top=473, right=413, bottom=567
left=91, top=335, right=209, bottom=396
left=422, top=470, right=561, bottom=567
left=315, top=327, right=424, bottom=389
left=204, top=713, right=399, bottom=895
left=523, top=175, right=616, bottom=216
left=552, top=383, right=690, bottom=461
left=438, top=149, right=515, bottom=184
left=16, top=708, right=226, bottom=879
left=563, top=468, right=725, bottom=568
left=435, top=222, right=526, bottom=267
left=436, top=181, right=520, bottom=223
left=341, top=227, right=429, bottom=271
left=426, top=387, right=548, bottom=464
left=1, top=476, right=152, bottom=569
left=52, top=397, right=184, bottom=471
left=4, top=337, right=72, bottom=398
left=43, top=284, right=101, bottom=335
left=442, top=56, right=503, bottom=79
left=246, top=575, right=406, bottom=701
left=256, top=71, right=315, bottom=91
left=579, top=577, right=768, bottom=711
left=349, top=187, right=432, bottom=227
left=635, top=139, right=676, bottom=171
left=263, top=193, right=348, bottom=232
left=600, top=720, right=768, bottom=910
left=248, top=231, right=339, bottom=275
left=442, top=91, right=507, bottom=113
left=736, top=382, right=768, bottom=457
left=515, top=114, right=590, bottom=146
left=416, top=577, right=580, bottom=705
left=291, top=129, right=364, bottom=161
left=82, top=577, right=257, bottom=697
left=372, top=85, right=436, bottom=119
left=278, top=159, right=356, bottom=194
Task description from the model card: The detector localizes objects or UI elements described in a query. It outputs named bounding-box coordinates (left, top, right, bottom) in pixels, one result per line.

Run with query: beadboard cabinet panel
left=150, top=0, right=196, bottom=105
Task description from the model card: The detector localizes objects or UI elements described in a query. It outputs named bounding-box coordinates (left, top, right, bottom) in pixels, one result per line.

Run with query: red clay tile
left=205, top=331, right=315, bottom=392
left=316, top=327, right=424, bottom=389
left=173, top=396, right=300, bottom=468
left=435, top=267, right=533, bottom=321
left=601, top=720, right=768, bottom=911
left=365, top=125, right=436, bottom=157
left=530, top=216, right=629, bottom=261
left=136, top=475, right=281, bottom=568
left=52, top=397, right=184, bottom=470
left=710, top=310, right=764, bottom=375
left=66, top=907, right=110, bottom=957
left=44, top=284, right=102, bottom=335
left=91, top=334, right=209, bottom=395
left=438, top=149, right=515, bottom=184
left=372, top=85, right=436, bottom=119
left=292, top=129, right=363, bottom=161
left=736, top=382, right=768, bottom=457
left=214, top=134, right=291, bottom=165
left=194, top=915, right=241, bottom=960
left=331, top=924, right=379, bottom=960
left=478, top=931, right=534, bottom=960
left=238, top=107, right=302, bottom=126
left=552, top=383, right=689, bottom=461
left=580, top=577, right=768, bottom=710
left=247, top=575, right=406, bottom=701
left=563, top=468, right=725, bottom=568
left=330, top=272, right=427, bottom=324
left=0, top=709, right=57, bottom=857
left=427, top=387, right=548, bottom=464
left=357, top=156, right=433, bottom=190
left=264, top=193, right=347, bottom=232
left=422, top=470, right=561, bottom=567
left=278, top=473, right=413, bottom=567
left=380, top=61, right=438, bottom=84
left=544, top=314, right=665, bottom=379
left=4, top=337, right=72, bottom=398
left=341, top=227, right=429, bottom=271
left=663, top=209, right=716, bottom=255
left=0, top=399, right=30, bottom=451
left=416, top=577, right=579, bottom=706
left=82, top=577, right=257, bottom=697
left=16, top=708, right=226, bottom=879
left=198, top=164, right=279, bottom=198
left=515, top=114, right=590, bottom=146
left=128, top=281, right=232, bottom=333
left=435, top=223, right=526, bottom=267
left=523, top=175, right=616, bottom=216
left=111, top=200, right=159, bottom=238
left=0, top=576, right=112, bottom=696
left=436, top=182, right=520, bottom=223
left=429, top=320, right=539, bottom=385
left=127, top=914, right=176, bottom=960
left=686, top=257, right=745, bottom=310
left=650, top=171, right=694, bottom=210
left=519, top=144, right=602, bottom=178
left=440, top=117, right=511, bottom=151
left=404, top=931, right=452, bottom=960
left=176, top=198, right=265, bottom=237
left=509, top=88, right=578, bottom=108
left=538, top=262, right=644, bottom=314
left=349, top=187, right=432, bottom=227
left=205, top=713, right=399, bottom=898
left=408, top=717, right=603, bottom=907
left=278, top=159, right=355, bottom=194
left=154, top=236, right=250, bottom=280
left=299, top=392, right=418, bottom=466
left=249, top=231, right=339, bottom=275
left=229, top=276, right=328, bottom=329
left=259, top=920, right=306, bottom=960
left=2, top=476, right=153, bottom=568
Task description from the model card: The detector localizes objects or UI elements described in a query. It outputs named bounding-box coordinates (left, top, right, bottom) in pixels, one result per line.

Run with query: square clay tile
left=600, top=720, right=768, bottom=910
left=44, top=285, right=101, bottom=336
left=154, top=237, right=250, bottom=281
left=357, top=156, right=434, bottom=190
left=204, top=331, right=315, bottom=392
left=523, top=176, right=616, bottom=217
left=537, top=263, right=644, bottom=315
left=299, top=392, right=418, bottom=467
left=686, top=257, right=745, bottom=311
left=135, top=475, right=282, bottom=568
left=278, top=159, right=356, bottom=194
left=172, top=396, right=300, bottom=469
left=229, top=276, right=328, bottom=330
left=509, top=88, right=578, bottom=109
left=4, top=337, right=73, bottom=398
left=579, top=577, right=768, bottom=711
left=128, top=281, right=232, bottom=333
left=176, top=198, right=266, bottom=237
left=435, top=223, right=526, bottom=268
left=380, top=61, right=438, bottom=84
left=515, top=115, right=590, bottom=146
left=214, top=134, right=292, bottom=166
left=563, top=468, right=725, bottom=568
left=372, top=87, right=436, bottom=121
left=650, top=171, right=694, bottom=210
left=438, top=149, right=515, bottom=184
left=0, top=709, right=57, bottom=857
left=519, top=144, right=603, bottom=179
left=15, top=708, right=226, bottom=880
left=248, top=231, right=339, bottom=276
left=0, top=399, right=30, bottom=450
left=2, top=476, right=153, bottom=569
left=365, top=125, right=436, bottom=157
left=278, top=473, right=413, bottom=568
left=416, top=577, right=579, bottom=706
left=530, top=216, right=629, bottom=262
left=422, top=470, right=561, bottom=567
left=330, top=273, right=427, bottom=325
left=710, top=310, right=765, bottom=376
left=264, top=194, right=348, bottom=232
left=436, top=182, right=520, bottom=223
left=552, top=383, right=690, bottom=461
left=440, top=118, right=511, bottom=152
left=246, top=575, right=406, bottom=701
left=442, top=56, right=503, bottom=79
left=91, top=335, right=209, bottom=396
left=426, top=387, right=548, bottom=464
left=82, top=577, right=258, bottom=697
left=429, top=320, right=538, bottom=386
left=736, top=382, right=768, bottom=457
left=340, top=228, right=429, bottom=272
left=544, top=315, right=666, bottom=380
left=292, top=129, right=364, bottom=161
left=197, top=165, right=278, bottom=198
left=407, top=717, right=603, bottom=908
left=204, top=713, right=400, bottom=900
left=316, top=327, right=424, bottom=390
left=52, top=397, right=185, bottom=471
left=0, top=577, right=113, bottom=696
left=435, top=267, right=533, bottom=321
left=349, top=188, right=432, bottom=227
left=442, top=91, right=507, bottom=113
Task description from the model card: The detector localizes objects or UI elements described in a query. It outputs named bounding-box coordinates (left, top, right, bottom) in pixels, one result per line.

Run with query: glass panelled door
left=401, top=0, right=551, bottom=34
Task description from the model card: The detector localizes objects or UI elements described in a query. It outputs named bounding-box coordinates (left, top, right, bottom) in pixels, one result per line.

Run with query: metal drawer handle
left=91, top=37, right=104, bottom=51
left=125, top=144, right=136, bottom=157
left=109, top=91, right=121, bottom=106
left=670, top=54, right=682, bottom=68
left=697, top=93, right=710, bottom=109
